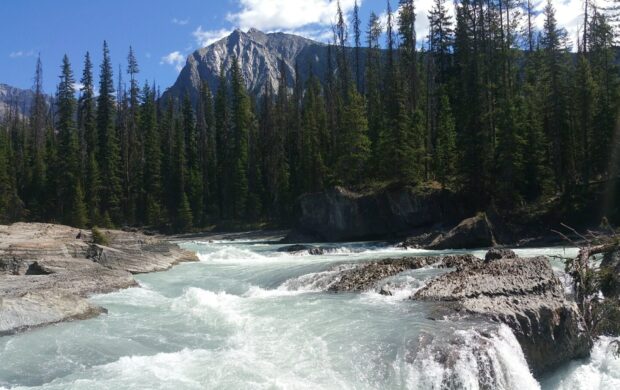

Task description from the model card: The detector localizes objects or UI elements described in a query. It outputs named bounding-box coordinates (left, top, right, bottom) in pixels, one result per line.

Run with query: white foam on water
left=278, top=264, right=357, bottom=292
left=196, top=245, right=271, bottom=263
left=28, top=343, right=352, bottom=390
left=513, top=247, right=579, bottom=260
left=545, top=337, right=620, bottom=390
left=171, top=287, right=246, bottom=327
left=92, top=286, right=169, bottom=308
left=361, top=275, right=430, bottom=303
left=243, top=285, right=314, bottom=298
left=406, top=325, right=540, bottom=390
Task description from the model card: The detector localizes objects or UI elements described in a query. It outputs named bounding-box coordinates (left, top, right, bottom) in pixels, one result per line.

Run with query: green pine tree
left=142, top=83, right=162, bottom=226
left=337, top=87, right=371, bottom=184
left=56, top=55, right=88, bottom=227
left=434, top=89, right=456, bottom=188
left=230, top=59, right=251, bottom=219
left=97, top=41, right=123, bottom=223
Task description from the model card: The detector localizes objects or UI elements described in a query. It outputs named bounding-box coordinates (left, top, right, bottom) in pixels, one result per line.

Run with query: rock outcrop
left=326, top=255, right=479, bottom=293
left=327, top=257, right=440, bottom=292
left=285, top=186, right=468, bottom=243
left=484, top=248, right=517, bottom=262
left=0, top=223, right=197, bottom=335
left=415, top=255, right=592, bottom=375
left=428, top=213, right=497, bottom=249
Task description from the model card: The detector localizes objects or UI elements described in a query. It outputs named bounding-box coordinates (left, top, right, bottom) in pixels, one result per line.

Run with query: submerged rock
left=415, top=256, right=592, bottom=375
left=0, top=223, right=198, bottom=335
left=428, top=213, right=497, bottom=250
left=277, top=244, right=324, bottom=255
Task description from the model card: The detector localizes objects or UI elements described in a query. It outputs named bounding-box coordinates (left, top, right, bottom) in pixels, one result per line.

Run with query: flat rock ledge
left=0, top=223, right=198, bottom=335
left=414, top=255, right=592, bottom=376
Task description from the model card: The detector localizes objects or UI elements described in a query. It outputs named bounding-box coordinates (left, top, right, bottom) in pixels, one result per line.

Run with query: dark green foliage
left=7, top=1, right=620, bottom=231
left=0, top=125, right=25, bottom=222
left=434, top=89, right=456, bottom=187
left=175, top=192, right=193, bottom=232
left=97, top=41, right=123, bottom=223
left=142, top=84, right=162, bottom=226
left=299, top=76, right=328, bottom=194
left=230, top=59, right=251, bottom=219
left=56, top=55, right=87, bottom=227
left=336, top=87, right=370, bottom=184
left=182, top=94, right=203, bottom=226
left=198, top=81, right=218, bottom=220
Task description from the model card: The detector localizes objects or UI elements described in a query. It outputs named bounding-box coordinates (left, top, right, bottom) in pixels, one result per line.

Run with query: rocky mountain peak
left=0, top=83, right=46, bottom=120
left=162, top=28, right=330, bottom=104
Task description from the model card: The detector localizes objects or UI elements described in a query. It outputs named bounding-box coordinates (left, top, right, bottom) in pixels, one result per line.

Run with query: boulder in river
left=415, top=255, right=592, bottom=375
left=428, top=213, right=497, bottom=250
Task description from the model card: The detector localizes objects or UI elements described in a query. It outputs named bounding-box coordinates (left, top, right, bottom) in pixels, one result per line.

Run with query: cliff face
left=284, top=186, right=471, bottom=243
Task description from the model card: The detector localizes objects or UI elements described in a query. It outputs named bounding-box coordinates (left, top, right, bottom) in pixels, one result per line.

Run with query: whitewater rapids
left=0, top=239, right=616, bottom=389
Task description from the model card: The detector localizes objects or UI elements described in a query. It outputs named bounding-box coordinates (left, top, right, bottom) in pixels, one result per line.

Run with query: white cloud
left=160, top=51, right=186, bottom=72
left=193, top=27, right=233, bottom=47
left=9, top=50, right=34, bottom=58
left=186, top=0, right=584, bottom=51
left=376, top=0, right=582, bottom=51
left=284, top=28, right=335, bottom=42
left=72, top=82, right=85, bottom=92
left=534, top=0, right=584, bottom=50
left=226, top=0, right=359, bottom=37
left=172, top=17, right=189, bottom=26
left=378, top=0, right=456, bottom=47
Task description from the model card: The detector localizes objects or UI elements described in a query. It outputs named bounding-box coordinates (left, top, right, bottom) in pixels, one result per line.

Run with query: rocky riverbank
left=320, top=250, right=593, bottom=376
left=0, top=223, right=197, bottom=335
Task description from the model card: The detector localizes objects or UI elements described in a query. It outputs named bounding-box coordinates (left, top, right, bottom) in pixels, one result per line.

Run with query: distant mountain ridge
left=0, top=84, right=39, bottom=119
left=163, top=28, right=363, bottom=103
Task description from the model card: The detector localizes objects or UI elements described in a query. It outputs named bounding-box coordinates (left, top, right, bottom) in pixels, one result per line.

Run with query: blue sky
left=0, top=0, right=582, bottom=94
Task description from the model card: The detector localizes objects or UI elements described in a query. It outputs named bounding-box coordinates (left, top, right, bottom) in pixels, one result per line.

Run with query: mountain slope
left=163, top=28, right=358, bottom=103
left=0, top=84, right=38, bottom=119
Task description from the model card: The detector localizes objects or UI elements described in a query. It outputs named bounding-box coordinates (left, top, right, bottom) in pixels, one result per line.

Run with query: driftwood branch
left=560, top=223, right=589, bottom=243
left=576, top=241, right=620, bottom=268
left=551, top=229, right=578, bottom=247
left=551, top=225, right=619, bottom=311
